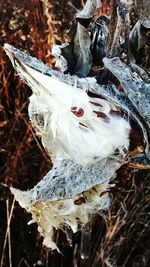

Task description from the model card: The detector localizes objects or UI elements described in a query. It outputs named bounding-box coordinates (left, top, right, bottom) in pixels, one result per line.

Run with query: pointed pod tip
left=10, top=187, right=31, bottom=208
left=3, top=43, right=13, bottom=53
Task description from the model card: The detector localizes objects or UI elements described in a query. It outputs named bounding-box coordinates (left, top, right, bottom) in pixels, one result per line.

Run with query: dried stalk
left=107, top=0, right=117, bottom=56
left=0, top=198, right=15, bottom=267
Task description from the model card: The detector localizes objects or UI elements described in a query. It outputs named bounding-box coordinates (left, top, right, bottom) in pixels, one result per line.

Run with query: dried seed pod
left=4, top=0, right=150, bottom=250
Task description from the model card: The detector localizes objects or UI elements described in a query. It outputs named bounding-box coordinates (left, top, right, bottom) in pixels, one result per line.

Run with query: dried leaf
left=73, top=22, right=92, bottom=77
left=76, top=0, right=101, bottom=19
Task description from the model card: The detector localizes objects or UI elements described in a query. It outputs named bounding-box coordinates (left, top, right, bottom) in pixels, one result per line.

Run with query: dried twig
left=0, top=198, right=15, bottom=267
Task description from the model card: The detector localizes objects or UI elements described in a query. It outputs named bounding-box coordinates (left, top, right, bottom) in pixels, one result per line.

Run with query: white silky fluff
left=5, top=46, right=131, bottom=251
left=11, top=181, right=111, bottom=251
left=14, top=63, right=130, bottom=165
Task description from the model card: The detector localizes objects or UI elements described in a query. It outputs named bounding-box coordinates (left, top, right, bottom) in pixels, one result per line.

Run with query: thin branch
left=0, top=198, right=15, bottom=267
left=107, top=0, right=118, bottom=56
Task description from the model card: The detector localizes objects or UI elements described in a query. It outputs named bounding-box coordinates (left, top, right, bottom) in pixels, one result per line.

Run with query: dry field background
left=0, top=1, right=150, bottom=266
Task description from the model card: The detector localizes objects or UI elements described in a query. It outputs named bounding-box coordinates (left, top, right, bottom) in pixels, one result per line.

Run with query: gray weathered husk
left=11, top=158, right=119, bottom=206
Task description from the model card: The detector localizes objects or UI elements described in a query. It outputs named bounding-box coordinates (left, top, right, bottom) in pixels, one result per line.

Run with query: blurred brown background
left=0, top=1, right=150, bottom=267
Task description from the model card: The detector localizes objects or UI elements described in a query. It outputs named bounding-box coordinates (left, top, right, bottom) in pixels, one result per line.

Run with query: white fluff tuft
left=12, top=182, right=111, bottom=251
left=13, top=63, right=130, bottom=165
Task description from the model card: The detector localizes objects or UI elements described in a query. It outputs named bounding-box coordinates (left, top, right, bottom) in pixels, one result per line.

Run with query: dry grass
left=0, top=0, right=150, bottom=266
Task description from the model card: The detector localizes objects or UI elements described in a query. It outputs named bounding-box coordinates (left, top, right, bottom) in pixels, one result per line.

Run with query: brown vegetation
left=0, top=1, right=150, bottom=266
